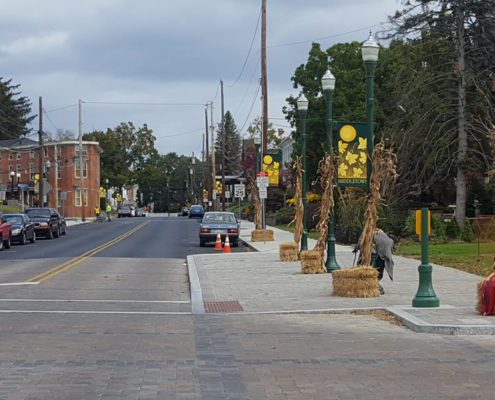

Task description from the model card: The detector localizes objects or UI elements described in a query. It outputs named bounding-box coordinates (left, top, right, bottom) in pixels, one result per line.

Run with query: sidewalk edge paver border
left=186, top=255, right=205, bottom=314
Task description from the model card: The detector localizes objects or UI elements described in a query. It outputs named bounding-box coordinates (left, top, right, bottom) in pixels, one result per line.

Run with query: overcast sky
left=0, top=0, right=402, bottom=157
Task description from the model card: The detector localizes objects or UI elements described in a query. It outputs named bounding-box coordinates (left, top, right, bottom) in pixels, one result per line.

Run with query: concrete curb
left=186, top=255, right=205, bottom=314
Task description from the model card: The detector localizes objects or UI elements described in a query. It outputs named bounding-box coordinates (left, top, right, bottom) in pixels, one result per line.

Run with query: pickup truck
left=0, top=213, right=12, bottom=250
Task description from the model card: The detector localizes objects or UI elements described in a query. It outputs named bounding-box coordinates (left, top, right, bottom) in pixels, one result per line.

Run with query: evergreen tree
left=0, top=78, right=35, bottom=140
left=215, top=111, right=242, bottom=175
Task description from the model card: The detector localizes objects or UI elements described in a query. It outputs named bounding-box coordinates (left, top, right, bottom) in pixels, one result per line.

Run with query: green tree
left=246, top=116, right=279, bottom=148
left=84, top=122, right=158, bottom=190
left=215, top=111, right=242, bottom=175
left=0, top=78, right=35, bottom=140
left=387, top=0, right=495, bottom=227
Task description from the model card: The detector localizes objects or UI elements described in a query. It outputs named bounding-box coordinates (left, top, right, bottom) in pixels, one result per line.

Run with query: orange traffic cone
left=214, top=231, right=223, bottom=251
left=223, top=234, right=231, bottom=253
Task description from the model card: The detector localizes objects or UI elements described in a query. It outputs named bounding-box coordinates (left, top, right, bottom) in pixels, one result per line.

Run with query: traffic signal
left=215, top=181, right=222, bottom=195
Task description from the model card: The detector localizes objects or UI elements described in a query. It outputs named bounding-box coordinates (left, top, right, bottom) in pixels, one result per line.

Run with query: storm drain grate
left=204, top=301, right=244, bottom=313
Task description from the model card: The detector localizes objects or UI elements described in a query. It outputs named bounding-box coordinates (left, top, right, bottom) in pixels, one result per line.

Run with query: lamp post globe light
left=10, top=171, right=15, bottom=199
left=297, top=92, right=309, bottom=251
left=253, top=134, right=262, bottom=173
left=321, top=69, right=340, bottom=273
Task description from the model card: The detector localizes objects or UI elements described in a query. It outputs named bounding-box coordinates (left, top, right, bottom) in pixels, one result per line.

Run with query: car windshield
left=25, top=209, right=50, bottom=218
left=203, top=213, right=235, bottom=223
left=4, top=216, right=22, bottom=224
left=191, top=206, right=203, bottom=211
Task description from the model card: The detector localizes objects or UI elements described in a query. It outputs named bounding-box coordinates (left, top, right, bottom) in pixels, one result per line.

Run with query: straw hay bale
left=300, top=250, right=326, bottom=274
left=251, top=229, right=274, bottom=242
left=279, top=242, right=299, bottom=261
left=332, top=266, right=380, bottom=297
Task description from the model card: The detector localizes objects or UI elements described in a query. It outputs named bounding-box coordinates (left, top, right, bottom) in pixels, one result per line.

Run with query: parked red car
left=0, top=213, right=12, bottom=250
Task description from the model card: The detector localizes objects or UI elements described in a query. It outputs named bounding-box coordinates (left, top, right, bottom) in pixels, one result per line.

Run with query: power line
left=239, top=82, right=261, bottom=134
left=266, top=23, right=385, bottom=49
left=226, top=8, right=261, bottom=88
left=45, top=104, right=78, bottom=113
left=155, top=127, right=204, bottom=139
left=83, top=101, right=205, bottom=107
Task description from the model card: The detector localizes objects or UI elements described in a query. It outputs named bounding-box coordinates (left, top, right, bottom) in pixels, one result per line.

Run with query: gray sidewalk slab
left=188, top=220, right=495, bottom=335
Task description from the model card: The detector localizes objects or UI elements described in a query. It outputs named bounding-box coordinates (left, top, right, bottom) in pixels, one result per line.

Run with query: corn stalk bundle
left=360, top=142, right=398, bottom=266
left=249, top=181, right=262, bottom=230
left=290, top=156, right=304, bottom=244
left=314, top=153, right=335, bottom=253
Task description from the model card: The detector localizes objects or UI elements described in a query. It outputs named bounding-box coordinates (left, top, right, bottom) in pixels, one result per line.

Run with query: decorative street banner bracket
left=336, top=122, right=369, bottom=187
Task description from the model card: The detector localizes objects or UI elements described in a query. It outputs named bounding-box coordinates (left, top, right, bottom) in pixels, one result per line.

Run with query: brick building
left=0, top=138, right=102, bottom=219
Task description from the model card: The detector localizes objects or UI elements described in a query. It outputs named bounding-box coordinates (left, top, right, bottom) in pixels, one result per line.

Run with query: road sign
left=0, top=191, right=5, bottom=200
left=18, top=183, right=29, bottom=189
left=225, top=190, right=231, bottom=199
left=257, top=171, right=268, bottom=177
left=234, top=184, right=245, bottom=198
left=259, top=187, right=267, bottom=199
left=212, top=191, right=217, bottom=200
left=256, top=177, right=269, bottom=187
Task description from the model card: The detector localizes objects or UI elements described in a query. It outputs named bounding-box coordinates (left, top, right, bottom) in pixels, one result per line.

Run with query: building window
left=30, top=150, right=35, bottom=159
left=17, top=152, right=21, bottom=160
left=44, top=147, right=48, bottom=157
left=29, top=164, right=35, bottom=181
left=75, top=189, right=88, bottom=207
left=9, top=152, right=13, bottom=160
left=17, top=164, right=22, bottom=175
left=75, top=159, right=88, bottom=179
left=57, top=161, right=62, bottom=180
left=76, top=145, right=88, bottom=156
left=56, top=145, right=61, bottom=157
left=58, top=189, right=62, bottom=208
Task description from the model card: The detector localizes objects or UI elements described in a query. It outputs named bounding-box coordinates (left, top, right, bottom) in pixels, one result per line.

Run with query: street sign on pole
left=256, top=177, right=269, bottom=187
left=234, top=184, right=245, bottom=198
left=225, top=190, right=231, bottom=199
left=259, top=187, right=267, bottom=199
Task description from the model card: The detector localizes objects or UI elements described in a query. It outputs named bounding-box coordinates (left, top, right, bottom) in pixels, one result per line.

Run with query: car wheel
left=62, top=225, right=67, bottom=235
left=54, top=225, right=60, bottom=238
left=0, top=237, right=3, bottom=251
left=20, top=232, right=26, bottom=245
left=232, top=240, right=239, bottom=248
left=47, top=228, right=53, bottom=240
left=4, top=235, right=11, bottom=249
left=30, top=232, right=36, bottom=243
left=200, top=240, right=205, bottom=247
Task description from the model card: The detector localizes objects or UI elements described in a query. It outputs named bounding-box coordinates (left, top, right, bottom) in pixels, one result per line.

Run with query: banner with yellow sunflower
left=336, top=122, right=369, bottom=187
left=262, top=153, right=281, bottom=186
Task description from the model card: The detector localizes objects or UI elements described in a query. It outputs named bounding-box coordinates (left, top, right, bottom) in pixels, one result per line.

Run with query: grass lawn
left=396, top=241, right=495, bottom=277
left=0, top=205, right=22, bottom=214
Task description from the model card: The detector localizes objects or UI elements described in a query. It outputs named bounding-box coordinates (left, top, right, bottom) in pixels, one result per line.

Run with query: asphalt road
left=0, top=216, right=494, bottom=399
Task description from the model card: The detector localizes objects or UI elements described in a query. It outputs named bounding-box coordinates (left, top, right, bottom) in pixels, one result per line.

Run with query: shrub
left=459, top=217, right=475, bottom=242
left=445, top=216, right=461, bottom=239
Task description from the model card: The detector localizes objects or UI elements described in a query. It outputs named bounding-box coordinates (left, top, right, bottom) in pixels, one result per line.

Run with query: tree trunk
left=455, top=6, right=467, bottom=229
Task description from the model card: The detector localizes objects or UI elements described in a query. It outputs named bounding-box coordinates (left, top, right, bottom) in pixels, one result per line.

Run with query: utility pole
left=79, top=99, right=86, bottom=221
left=221, top=80, right=226, bottom=211
left=210, top=101, right=216, bottom=211
left=261, top=0, right=268, bottom=154
left=38, top=97, right=44, bottom=207
left=205, top=105, right=210, bottom=209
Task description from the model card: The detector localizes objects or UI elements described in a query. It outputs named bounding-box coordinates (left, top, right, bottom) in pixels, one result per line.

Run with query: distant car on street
left=199, top=211, right=240, bottom=247
left=188, top=205, right=204, bottom=218
left=118, top=205, right=136, bottom=217
left=179, top=206, right=190, bottom=216
left=2, top=213, right=36, bottom=245
left=24, top=207, right=67, bottom=239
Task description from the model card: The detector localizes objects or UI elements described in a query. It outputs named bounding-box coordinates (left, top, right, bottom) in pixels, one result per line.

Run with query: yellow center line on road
left=25, top=222, right=149, bottom=284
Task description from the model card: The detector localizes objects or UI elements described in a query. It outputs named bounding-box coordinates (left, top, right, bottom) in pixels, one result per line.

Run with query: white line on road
left=0, top=310, right=192, bottom=315
left=0, top=282, right=39, bottom=286
left=0, top=298, right=189, bottom=303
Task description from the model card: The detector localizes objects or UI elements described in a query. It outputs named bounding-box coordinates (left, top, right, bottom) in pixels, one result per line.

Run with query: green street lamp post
left=362, top=32, right=380, bottom=268
left=297, top=93, right=309, bottom=251
left=362, top=32, right=379, bottom=191
left=321, top=69, right=340, bottom=273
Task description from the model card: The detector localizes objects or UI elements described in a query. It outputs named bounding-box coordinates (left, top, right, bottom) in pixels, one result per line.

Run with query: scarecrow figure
left=353, top=229, right=395, bottom=294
